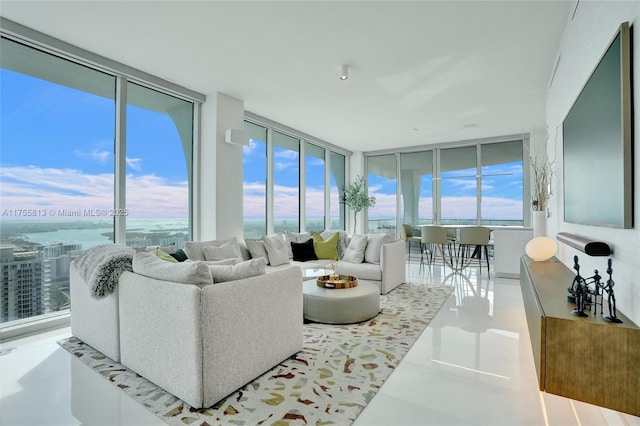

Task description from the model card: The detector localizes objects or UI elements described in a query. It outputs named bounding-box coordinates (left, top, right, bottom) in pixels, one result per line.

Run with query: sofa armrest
left=200, top=266, right=303, bottom=407
left=380, top=240, right=406, bottom=294
left=70, top=261, right=121, bottom=361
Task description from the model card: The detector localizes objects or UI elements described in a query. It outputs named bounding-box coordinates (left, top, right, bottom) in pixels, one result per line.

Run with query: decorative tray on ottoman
left=317, top=274, right=358, bottom=289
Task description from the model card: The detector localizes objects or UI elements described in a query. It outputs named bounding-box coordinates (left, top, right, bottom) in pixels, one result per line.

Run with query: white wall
left=546, top=1, right=640, bottom=324
left=198, top=92, right=245, bottom=241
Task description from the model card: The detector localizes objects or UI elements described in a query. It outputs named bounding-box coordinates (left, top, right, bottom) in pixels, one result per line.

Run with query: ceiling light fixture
left=339, top=65, right=348, bottom=80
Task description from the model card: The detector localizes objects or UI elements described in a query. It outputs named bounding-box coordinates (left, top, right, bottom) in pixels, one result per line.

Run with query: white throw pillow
left=132, top=251, right=212, bottom=285
left=245, top=239, right=270, bottom=264
left=203, top=242, right=240, bottom=262
left=262, top=234, right=290, bottom=267
left=342, top=234, right=367, bottom=263
left=364, top=234, right=394, bottom=264
left=209, top=258, right=267, bottom=283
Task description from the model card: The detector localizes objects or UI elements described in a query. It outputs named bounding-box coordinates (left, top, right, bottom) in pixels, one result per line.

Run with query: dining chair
left=456, top=226, right=492, bottom=274
left=420, top=225, right=454, bottom=267
left=401, top=224, right=423, bottom=260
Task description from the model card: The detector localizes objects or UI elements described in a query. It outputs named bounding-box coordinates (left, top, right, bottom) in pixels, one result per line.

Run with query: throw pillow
left=209, top=258, right=267, bottom=283
left=320, top=230, right=348, bottom=258
left=364, top=233, right=394, bottom=264
left=170, top=248, right=188, bottom=262
left=342, top=234, right=367, bottom=263
left=203, top=242, right=240, bottom=262
left=132, top=251, right=212, bottom=285
left=245, top=239, right=270, bottom=264
left=262, top=234, right=290, bottom=266
left=183, top=237, right=242, bottom=262
left=284, top=232, right=312, bottom=259
left=155, top=247, right=178, bottom=263
left=291, top=238, right=318, bottom=262
left=312, top=232, right=340, bottom=259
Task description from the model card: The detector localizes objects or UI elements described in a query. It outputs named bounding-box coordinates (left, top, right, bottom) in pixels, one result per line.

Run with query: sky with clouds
left=1, top=69, right=189, bottom=220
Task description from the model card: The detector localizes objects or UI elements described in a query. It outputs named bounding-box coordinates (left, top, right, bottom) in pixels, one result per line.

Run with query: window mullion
left=114, top=76, right=127, bottom=245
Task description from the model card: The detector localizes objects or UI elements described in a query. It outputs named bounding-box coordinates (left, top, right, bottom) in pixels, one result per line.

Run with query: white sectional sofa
left=236, top=231, right=406, bottom=295
left=70, top=255, right=303, bottom=409
left=70, top=230, right=404, bottom=408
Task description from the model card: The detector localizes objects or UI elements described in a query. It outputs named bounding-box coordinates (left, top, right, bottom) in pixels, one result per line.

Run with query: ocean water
left=5, top=218, right=190, bottom=250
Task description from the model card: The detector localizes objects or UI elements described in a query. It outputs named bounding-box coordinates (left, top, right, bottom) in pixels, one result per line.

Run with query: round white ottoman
left=303, top=280, right=380, bottom=324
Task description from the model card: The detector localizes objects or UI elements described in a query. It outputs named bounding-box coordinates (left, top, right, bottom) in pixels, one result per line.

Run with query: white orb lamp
left=525, top=237, right=557, bottom=261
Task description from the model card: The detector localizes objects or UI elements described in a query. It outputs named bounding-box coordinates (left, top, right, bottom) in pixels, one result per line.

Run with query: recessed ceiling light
left=339, top=65, right=348, bottom=80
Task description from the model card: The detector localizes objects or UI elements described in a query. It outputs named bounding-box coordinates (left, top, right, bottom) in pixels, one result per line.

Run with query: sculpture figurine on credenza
left=603, top=258, right=623, bottom=323
left=567, top=255, right=589, bottom=317
left=585, top=269, right=603, bottom=315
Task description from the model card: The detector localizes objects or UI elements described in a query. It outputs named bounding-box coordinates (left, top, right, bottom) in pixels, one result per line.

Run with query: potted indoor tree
left=342, top=175, right=376, bottom=234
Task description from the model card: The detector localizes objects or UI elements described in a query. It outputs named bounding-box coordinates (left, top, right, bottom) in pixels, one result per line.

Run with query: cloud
left=74, top=149, right=111, bottom=163
left=126, top=157, right=143, bottom=171
left=1, top=165, right=188, bottom=219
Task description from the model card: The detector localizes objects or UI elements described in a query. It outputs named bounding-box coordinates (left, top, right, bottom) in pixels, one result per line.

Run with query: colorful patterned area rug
left=58, top=283, right=453, bottom=425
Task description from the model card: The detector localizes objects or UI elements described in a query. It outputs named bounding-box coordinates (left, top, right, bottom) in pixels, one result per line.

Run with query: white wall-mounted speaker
left=224, top=128, right=250, bottom=146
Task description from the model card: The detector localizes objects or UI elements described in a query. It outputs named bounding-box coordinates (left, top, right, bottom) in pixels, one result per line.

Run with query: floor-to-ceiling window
left=243, top=121, right=268, bottom=239
left=241, top=118, right=349, bottom=237
left=364, top=138, right=525, bottom=233
left=273, top=131, right=300, bottom=234
left=305, top=142, right=325, bottom=233
left=440, top=146, right=478, bottom=225
left=0, top=38, right=116, bottom=324
left=400, top=151, right=433, bottom=227
left=0, top=34, right=199, bottom=329
left=480, top=141, right=523, bottom=226
left=125, top=82, right=193, bottom=249
left=330, top=152, right=346, bottom=230
left=367, top=154, right=397, bottom=234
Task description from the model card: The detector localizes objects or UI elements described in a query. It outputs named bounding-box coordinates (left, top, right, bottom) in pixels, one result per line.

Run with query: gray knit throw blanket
left=75, top=244, right=135, bottom=299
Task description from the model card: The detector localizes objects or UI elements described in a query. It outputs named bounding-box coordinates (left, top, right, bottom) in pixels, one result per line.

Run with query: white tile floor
left=1, top=258, right=639, bottom=426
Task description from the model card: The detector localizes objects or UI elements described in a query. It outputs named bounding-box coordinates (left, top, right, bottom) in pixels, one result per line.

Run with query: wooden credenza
left=520, top=256, right=640, bottom=416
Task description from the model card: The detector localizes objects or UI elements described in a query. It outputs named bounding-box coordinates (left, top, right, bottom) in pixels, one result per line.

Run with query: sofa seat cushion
left=132, top=251, right=212, bottom=285
left=336, top=261, right=382, bottom=281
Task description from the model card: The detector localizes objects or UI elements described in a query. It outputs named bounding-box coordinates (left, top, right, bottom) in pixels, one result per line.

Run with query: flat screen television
left=562, top=21, right=633, bottom=229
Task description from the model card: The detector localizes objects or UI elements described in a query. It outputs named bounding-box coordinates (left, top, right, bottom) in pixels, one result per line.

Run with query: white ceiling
left=1, top=1, right=573, bottom=152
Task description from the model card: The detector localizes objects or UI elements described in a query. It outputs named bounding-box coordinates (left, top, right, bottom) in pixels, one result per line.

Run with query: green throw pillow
left=156, top=247, right=178, bottom=263
left=312, top=232, right=339, bottom=259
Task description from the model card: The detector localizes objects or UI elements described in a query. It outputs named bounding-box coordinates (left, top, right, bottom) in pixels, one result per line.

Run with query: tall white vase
left=533, top=211, right=546, bottom=237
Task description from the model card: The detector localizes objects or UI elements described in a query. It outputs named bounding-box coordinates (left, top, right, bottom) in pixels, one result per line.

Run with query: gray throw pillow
left=245, top=239, right=270, bottom=264
left=183, top=237, right=242, bottom=261
left=342, top=234, right=367, bottom=263
left=262, top=234, right=290, bottom=267
left=203, top=242, right=240, bottom=262
left=364, top=234, right=394, bottom=264
left=132, top=251, right=212, bottom=285
left=209, top=258, right=267, bottom=283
